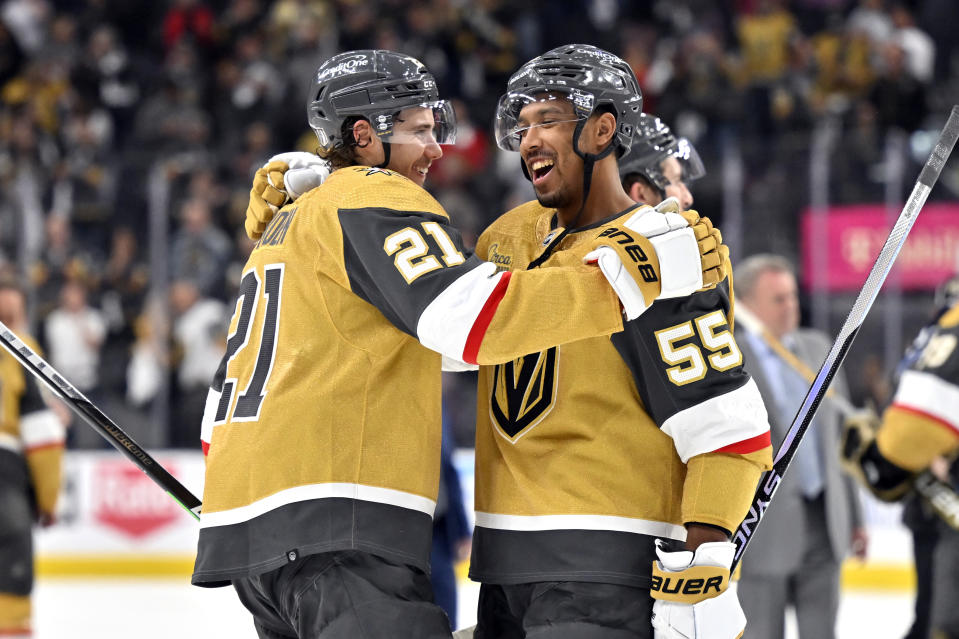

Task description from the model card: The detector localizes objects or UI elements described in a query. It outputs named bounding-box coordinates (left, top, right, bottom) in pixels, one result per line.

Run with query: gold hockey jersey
left=470, top=201, right=773, bottom=587
left=193, top=167, right=628, bottom=586
left=878, top=300, right=959, bottom=470
left=0, top=333, right=64, bottom=518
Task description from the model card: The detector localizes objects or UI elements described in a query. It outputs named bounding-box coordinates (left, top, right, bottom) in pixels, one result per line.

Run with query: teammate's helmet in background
left=494, top=44, right=643, bottom=157
left=935, top=274, right=959, bottom=310
left=619, top=113, right=705, bottom=191
left=307, top=50, right=456, bottom=153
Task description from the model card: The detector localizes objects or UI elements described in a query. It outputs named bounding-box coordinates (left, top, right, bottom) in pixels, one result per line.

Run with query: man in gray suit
left=734, top=254, right=868, bottom=639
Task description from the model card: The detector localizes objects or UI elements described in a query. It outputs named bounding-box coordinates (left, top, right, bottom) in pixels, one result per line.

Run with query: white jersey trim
left=661, top=378, right=770, bottom=463
left=416, top=261, right=500, bottom=360
left=0, top=432, right=21, bottom=453
left=199, top=386, right=221, bottom=448
left=20, top=410, right=65, bottom=450
left=893, top=369, right=959, bottom=431
left=199, top=482, right=437, bottom=529
left=474, top=511, right=687, bottom=541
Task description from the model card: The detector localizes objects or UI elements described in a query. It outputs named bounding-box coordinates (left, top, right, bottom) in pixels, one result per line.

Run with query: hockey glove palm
left=840, top=410, right=915, bottom=501
left=651, top=540, right=746, bottom=639
left=245, top=152, right=330, bottom=240
left=584, top=200, right=723, bottom=320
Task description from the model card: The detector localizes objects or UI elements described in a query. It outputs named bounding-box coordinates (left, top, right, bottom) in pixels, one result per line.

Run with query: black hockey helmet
left=494, top=44, right=643, bottom=158
left=935, top=274, right=959, bottom=310
left=307, top=50, right=456, bottom=154
left=619, top=113, right=705, bottom=192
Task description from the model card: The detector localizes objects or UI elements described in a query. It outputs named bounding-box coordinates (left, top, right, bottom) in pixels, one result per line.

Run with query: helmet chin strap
left=526, top=121, right=616, bottom=270
left=375, top=141, right=392, bottom=169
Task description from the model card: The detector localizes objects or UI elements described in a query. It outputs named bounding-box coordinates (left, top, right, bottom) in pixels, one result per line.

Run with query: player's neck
left=556, top=167, right=636, bottom=228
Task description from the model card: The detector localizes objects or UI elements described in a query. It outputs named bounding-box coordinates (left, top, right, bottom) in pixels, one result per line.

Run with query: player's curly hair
left=316, top=116, right=365, bottom=170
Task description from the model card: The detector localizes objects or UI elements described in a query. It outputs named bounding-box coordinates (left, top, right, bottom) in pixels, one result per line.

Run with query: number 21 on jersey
left=384, top=221, right=465, bottom=283
left=214, top=264, right=284, bottom=424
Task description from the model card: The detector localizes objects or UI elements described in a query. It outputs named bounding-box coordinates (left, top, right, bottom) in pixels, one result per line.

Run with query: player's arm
left=19, top=365, right=66, bottom=525
left=612, top=279, right=771, bottom=639
left=842, top=316, right=959, bottom=500
left=338, top=205, right=623, bottom=364
left=613, top=278, right=773, bottom=536
left=338, top=194, right=725, bottom=366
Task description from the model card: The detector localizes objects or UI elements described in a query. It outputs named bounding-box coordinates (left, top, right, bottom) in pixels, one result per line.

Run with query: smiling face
left=516, top=96, right=584, bottom=210
left=385, top=106, right=444, bottom=186
left=659, top=156, right=694, bottom=209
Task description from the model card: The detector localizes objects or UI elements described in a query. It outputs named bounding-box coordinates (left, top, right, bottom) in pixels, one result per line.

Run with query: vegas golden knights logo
left=490, top=347, right=559, bottom=441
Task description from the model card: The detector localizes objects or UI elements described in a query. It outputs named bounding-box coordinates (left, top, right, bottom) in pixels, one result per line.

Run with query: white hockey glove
left=650, top=540, right=746, bottom=639
left=584, top=198, right=711, bottom=320
left=659, top=198, right=728, bottom=288
left=269, top=151, right=331, bottom=199
left=245, top=152, right=330, bottom=240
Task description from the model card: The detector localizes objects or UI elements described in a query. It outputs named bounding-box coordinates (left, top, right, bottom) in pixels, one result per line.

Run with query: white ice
left=34, top=577, right=914, bottom=638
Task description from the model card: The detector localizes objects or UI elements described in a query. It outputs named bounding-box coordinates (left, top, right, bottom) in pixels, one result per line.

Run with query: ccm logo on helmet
left=597, top=227, right=658, bottom=283
left=317, top=57, right=369, bottom=81
left=650, top=574, right=726, bottom=597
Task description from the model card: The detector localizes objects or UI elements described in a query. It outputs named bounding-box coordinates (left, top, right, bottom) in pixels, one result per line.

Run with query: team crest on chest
left=489, top=347, right=559, bottom=442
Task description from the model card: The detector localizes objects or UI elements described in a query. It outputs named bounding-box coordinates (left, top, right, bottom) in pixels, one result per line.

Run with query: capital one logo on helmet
left=317, top=57, right=369, bottom=82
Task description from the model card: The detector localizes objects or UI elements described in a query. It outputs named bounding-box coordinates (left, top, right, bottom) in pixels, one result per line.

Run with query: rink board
left=36, top=451, right=914, bottom=590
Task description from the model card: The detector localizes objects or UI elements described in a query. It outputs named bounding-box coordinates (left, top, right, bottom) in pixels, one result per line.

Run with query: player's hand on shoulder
left=245, top=152, right=331, bottom=240
left=650, top=539, right=746, bottom=639
left=674, top=208, right=728, bottom=289
left=584, top=197, right=728, bottom=320
left=840, top=409, right=915, bottom=501
left=270, top=151, right=331, bottom=199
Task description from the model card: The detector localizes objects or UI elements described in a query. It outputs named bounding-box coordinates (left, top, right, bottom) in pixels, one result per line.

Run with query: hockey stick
left=730, top=105, right=959, bottom=569
left=736, top=303, right=959, bottom=531
left=0, top=321, right=202, bottom=521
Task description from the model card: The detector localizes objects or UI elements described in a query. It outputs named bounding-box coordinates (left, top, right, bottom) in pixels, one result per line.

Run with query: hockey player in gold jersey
left=195, top=50, right=727, bottom=639
left=469, top=45, right=773, bottom=639
left=0, top=281, right=65, bottom=638
left=843, top=277, right=959, bottom=639
left=619, top=113, right=706, bottom=210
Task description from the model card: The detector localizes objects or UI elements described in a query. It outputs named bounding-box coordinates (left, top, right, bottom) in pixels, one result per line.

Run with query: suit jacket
left=737, top=326, right=862, bottom=576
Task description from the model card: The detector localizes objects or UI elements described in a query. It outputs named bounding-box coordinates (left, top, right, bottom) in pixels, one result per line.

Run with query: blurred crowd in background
left=0, top=0, right=956, bottom=449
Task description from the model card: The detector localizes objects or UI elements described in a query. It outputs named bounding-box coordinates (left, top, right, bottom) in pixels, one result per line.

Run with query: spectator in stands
left=169, top=197, right=231, bottom=298
left=890, top=3, right=935, bottom=84
left=44, top=278, right=104, bottom=395
left=869, top=42, right=928, bottom=134
left=43, top=278, right=105, bottom=447
left=162, top=0, right=214, bottom=54
left=168, top=279, right=224, bottom=448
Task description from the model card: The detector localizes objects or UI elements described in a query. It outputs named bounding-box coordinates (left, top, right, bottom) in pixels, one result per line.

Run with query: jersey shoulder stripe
left=892, top=369, right=959, bottom=433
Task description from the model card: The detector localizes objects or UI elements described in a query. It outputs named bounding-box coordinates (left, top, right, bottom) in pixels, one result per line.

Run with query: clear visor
left=494, top=90, right=594, bottom=152
left=373, top=100, right=457, bottom=146
left=674, top=138, right=705, bottom=182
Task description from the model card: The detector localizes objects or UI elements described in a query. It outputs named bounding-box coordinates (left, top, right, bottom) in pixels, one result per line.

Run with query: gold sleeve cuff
left=25, top=445, right=64, bottom=516
left=877, top=405, right=959, bottom=472
left=681, top=448, right=771, bottom=532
